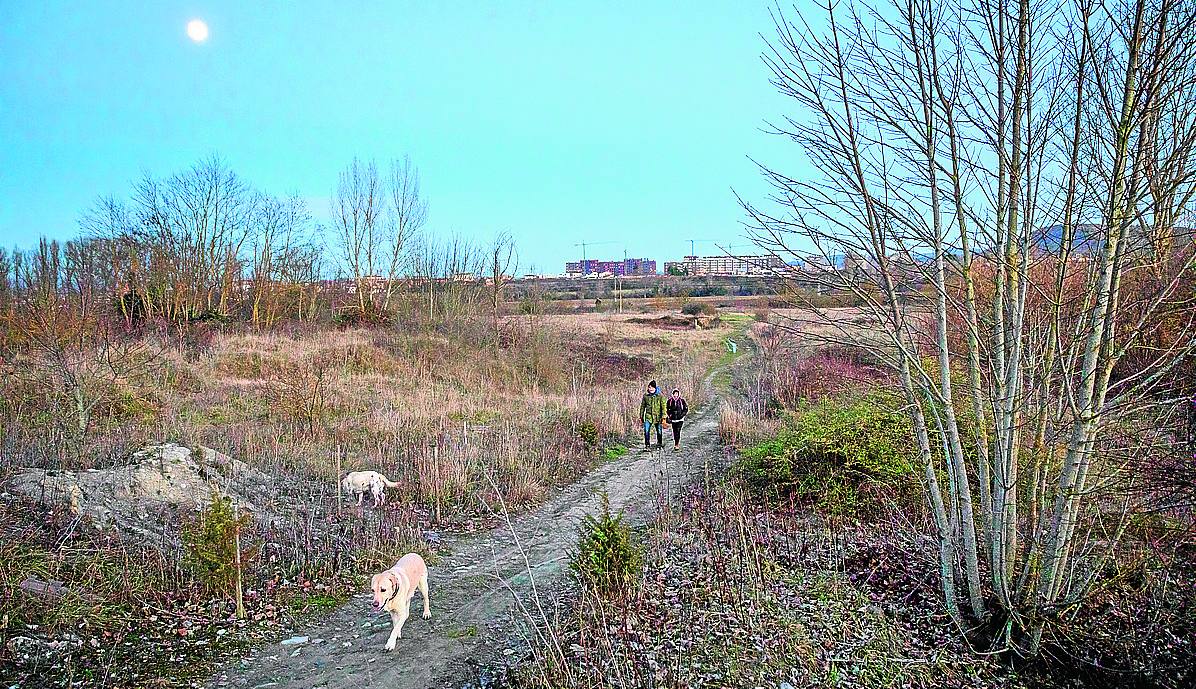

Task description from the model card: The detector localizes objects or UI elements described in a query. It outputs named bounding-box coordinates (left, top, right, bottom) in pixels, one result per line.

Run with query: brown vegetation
left=0, top=305, right=718, bottom=684
left=0, top=184, right=726, bottom=684
left=743, top=0, right=1196, bottom=660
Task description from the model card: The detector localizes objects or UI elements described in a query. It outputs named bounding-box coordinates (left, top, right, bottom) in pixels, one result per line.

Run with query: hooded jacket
left=640, top=391, right=667, bottom=423
left=667, top=395, right=688, bottom=423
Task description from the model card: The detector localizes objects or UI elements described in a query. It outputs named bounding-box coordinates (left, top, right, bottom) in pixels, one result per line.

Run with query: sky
left=0, top=1, right=809, bottom=274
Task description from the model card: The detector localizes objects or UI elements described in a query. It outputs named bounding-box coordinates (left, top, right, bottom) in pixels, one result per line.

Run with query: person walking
left=666, top=388, right=688, bottom=450
left=639, top=379, right=667, bottom=450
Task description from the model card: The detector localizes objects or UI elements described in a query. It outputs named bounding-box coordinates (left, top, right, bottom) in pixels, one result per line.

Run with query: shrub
left=681, top=301, right=717, bottom=317
left=332, top=306, right=391, bottom=327
left=182, top=489, right=256, bottom=599
left=773, top=348, right=887, bottom=407
left=577, top=420, right=599, bottom=447
left=601, top=444, right=628, bottom=462
left=719, top=401, right=749, bottom=445
left=571, top=493, right=642, bottom=594
left=733, top=391, right=917, bottom=515
left=171, top=322, right=217, bottom=360
left=264, top=355, right=334, bottom=435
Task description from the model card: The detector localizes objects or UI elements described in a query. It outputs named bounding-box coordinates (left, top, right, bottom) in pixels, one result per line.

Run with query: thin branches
left=743, top=0, right=1196, bottom=654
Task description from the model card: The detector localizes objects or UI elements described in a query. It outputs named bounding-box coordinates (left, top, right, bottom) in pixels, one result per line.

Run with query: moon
left=186, top=19, right=209, bottom=43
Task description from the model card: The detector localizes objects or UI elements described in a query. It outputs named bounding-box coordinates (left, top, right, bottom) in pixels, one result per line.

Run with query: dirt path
left=210, top=375, right=732, bottom=689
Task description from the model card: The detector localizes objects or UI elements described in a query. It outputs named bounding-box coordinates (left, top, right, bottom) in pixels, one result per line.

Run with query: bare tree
left=332, top=158, right=384, bottom=316
left=489, top=232, right=518, bottom=344
left=382, top=155, right=428, bottom=311
left=249, top=194, right=314, bottom=329
left=333, top=155, right=427, bottom=318
left=744, top=0, right=1196, bottom=654
left=76, top=160, right=331, bottom=328
left=94, top=155, right=259, bottom=323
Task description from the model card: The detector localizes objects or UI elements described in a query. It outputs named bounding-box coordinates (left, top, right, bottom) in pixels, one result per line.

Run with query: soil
left=6, top=443, right=272, bottom=542
left=209, top=378, right=732, bottom=689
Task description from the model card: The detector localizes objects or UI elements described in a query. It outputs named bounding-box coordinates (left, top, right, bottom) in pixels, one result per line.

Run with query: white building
left=667, top=254, right=786, bottom=276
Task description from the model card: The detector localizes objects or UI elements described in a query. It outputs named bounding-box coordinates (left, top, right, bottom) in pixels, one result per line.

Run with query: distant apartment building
left=664, top=254, right=786, bottom=277
left=565, top=259, right=597, bottom=276
left=565, top=257, right=657, bottom=276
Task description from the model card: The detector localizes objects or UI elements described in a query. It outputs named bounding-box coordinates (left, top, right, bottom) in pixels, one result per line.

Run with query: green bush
left=577, top=420, right=599, bottom=447
left=182, top=490, right=256, bottom=598
left=733, top=391, right=917, bottom=515
left=571, top=493, right=642, bottom=594
left=601, top=444, right=628, bottom=462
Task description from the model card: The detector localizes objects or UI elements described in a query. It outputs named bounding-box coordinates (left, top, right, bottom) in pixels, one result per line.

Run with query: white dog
left=370, top=553, right=431, bottom=650
left=341, top=470, right=399, bottom=507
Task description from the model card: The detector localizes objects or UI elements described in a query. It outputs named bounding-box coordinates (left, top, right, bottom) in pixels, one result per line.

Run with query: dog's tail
left=379, top=474, right=400, bottom=488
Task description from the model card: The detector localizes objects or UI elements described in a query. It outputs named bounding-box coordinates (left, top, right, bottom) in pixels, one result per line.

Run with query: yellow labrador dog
left=370, top=553, right=431, bottom=650
left=341, top=470, right=399, bottom=507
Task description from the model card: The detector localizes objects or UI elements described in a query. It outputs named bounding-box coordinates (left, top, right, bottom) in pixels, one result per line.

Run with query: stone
left=6, top=443, right=270, bottom=542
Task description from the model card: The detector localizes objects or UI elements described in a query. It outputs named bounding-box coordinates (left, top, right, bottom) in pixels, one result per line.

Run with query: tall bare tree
left=249, top=194, right=314, bottom=329
left=489, top=232, right=518, bottom=344
left=332, top=158, right=384, bottom=315
left=744, top=0, right=1196, bottom=653
left=333, top=155, right=427, bottom=317
left=382, top=155, right=428, bottom=311
left=111, top=155, right=258, bottom=322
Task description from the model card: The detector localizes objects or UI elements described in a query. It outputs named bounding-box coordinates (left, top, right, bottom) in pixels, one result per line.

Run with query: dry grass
left=540, top=310, right=730, bottom=359
left=0, top=305, right=745, bottom=687
left=503, top=483, right=1005, bottom=689
left=0, top=311, right=729, bottom=603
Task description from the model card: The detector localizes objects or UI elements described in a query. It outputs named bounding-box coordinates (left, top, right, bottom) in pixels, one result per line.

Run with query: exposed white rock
left=6, top=443, right=270, bottom=541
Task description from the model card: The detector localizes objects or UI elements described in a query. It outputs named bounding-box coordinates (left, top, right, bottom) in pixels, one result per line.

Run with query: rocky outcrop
left=6, top=443, right=270, bottom=541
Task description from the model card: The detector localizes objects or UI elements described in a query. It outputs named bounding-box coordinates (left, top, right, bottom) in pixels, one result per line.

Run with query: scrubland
left=500, top=318, right=1195, bottom=689
left=0, top=308, right=728, bottom=687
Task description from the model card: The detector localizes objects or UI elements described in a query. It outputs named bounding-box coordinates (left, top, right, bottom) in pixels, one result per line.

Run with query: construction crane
left=684, top=238, right=716, bottom=257
left=715, top=243, right=754, bottom=255
left=573, top=240, right=617, bottom=275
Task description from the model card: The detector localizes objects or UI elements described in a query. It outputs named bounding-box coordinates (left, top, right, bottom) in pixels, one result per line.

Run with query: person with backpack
left=639, top=379, right=667, bottom=450
left=666, top=388, right=688, bottom=450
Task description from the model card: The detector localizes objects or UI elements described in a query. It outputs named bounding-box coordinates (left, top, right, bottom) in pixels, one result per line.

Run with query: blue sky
left=0, top=1, right=805, bottom=274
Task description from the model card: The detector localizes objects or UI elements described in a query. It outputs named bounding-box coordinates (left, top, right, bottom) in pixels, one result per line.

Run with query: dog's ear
left=387, top=571, right=400, bottom=591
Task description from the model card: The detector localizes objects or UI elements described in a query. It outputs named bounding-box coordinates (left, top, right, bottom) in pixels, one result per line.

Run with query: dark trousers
left=671, top=420, right=684, bottom=445
left=643, top=421, right=663, bottom=447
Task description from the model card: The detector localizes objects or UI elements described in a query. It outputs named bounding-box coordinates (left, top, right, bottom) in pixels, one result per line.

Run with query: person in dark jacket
left=639, top=380, right=667, bottom=450
left=666, top=388, right=688, bottom=450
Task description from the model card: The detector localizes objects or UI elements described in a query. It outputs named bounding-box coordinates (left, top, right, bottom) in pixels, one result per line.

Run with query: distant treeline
left=0, top=156, right=794, bottom=340
left=0, top=156, right=525, bottom=339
